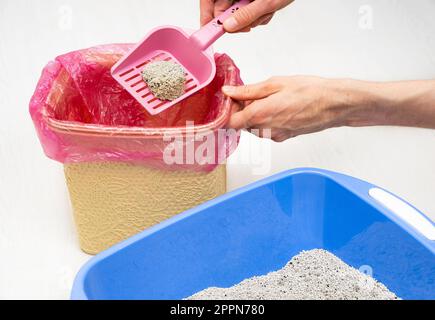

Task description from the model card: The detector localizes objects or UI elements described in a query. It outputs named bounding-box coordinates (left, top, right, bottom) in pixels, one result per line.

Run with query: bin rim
left=45, top=97, right=232, bottom=139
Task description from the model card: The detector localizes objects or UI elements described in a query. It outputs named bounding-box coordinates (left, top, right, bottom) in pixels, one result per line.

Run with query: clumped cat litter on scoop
left=188, top=249, right=399, bottom=300
left=141, top=61, right=186, bottom=101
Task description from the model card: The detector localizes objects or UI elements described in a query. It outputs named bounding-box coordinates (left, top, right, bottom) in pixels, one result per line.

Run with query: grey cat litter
left=188, top=249, right=399, bottom=300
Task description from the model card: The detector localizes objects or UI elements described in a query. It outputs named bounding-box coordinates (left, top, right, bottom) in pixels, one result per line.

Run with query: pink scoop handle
left=190, top=0, right=251, bottom=50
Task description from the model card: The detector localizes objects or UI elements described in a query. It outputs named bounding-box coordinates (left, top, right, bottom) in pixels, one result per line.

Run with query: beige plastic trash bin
left=65, top=163, right=226, bottom=254
left=29, top=46, right=242, bottom=255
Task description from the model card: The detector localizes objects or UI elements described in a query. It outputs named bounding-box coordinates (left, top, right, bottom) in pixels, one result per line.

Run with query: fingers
left=250, top=13, right=275, bottom=28
left=228, top=107, right=252, bottom=129
left=227, top=96, right=293, bottom=143
left=201, top=1, right=275, bottom=31
left=224, top=0, right=273, bottom=33
left=214, top=0, right=232, bottom=17
left=229, top=100, right=244, bottom=116
left=222, top=79, right=281, bottom=101
left=223, top=79, right=282, bottom=129
left=238, top=26, right=252, bottom=33
left=228, top=98, right=270, bottom=129
left=200, top=0, right=215, bottom=26
left=225, top=98, right=253, bottom=129
left=259, top=13, right=274, bottom=25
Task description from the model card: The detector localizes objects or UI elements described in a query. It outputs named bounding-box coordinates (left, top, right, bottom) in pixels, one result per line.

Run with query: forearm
left=339, top=79, right=435, bottom=129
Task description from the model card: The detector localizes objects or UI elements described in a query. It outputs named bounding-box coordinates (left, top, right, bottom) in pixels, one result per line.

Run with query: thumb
left=224, top=1, right=267, bottom=32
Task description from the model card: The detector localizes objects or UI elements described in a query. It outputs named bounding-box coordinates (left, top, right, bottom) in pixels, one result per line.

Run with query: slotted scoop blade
left=111, top=0, right=250, bottom=115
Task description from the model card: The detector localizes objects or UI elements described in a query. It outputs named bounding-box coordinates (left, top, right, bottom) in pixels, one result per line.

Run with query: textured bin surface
left=65, top=163, right=226, bottom=254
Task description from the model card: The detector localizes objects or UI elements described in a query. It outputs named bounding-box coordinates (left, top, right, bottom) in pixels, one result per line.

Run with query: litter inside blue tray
left=72, top=168, right=435, bottom=300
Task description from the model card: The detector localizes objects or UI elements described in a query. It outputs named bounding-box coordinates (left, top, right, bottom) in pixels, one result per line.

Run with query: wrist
left=331, top=79, right=394, bottom=127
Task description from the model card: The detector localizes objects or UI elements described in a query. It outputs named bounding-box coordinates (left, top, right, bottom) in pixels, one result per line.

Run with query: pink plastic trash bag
left=29, top=44, right=243, bottom=171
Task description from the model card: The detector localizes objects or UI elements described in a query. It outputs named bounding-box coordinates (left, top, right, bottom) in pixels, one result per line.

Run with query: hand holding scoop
left=111, top=0, right=251, bottom=115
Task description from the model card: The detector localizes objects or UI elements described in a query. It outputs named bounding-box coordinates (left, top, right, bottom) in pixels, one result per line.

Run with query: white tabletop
left=0, top=0, right=434, bottom=299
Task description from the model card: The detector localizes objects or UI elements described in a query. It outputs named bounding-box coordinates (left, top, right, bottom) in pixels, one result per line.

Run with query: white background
left=0, top=0, right=434, bottom=299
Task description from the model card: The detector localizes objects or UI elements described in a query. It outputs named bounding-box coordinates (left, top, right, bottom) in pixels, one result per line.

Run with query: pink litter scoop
left=111, top=0, right=250, bottom=115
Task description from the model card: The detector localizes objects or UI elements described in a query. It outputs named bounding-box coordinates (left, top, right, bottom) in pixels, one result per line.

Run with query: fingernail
left=224, top=17, right=238, bottom=31
left=222, top=86, right=235, bottom=95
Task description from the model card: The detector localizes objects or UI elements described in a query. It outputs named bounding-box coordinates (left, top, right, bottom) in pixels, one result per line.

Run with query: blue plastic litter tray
left=71, top=168, right=435, bottom=300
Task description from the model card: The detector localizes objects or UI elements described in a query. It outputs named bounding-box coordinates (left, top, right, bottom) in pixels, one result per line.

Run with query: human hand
left=223, top=76, right=435, bottom=142
left=200, top=0, right=294, bottom=33
left=222, top=76, right=356, bottom=142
